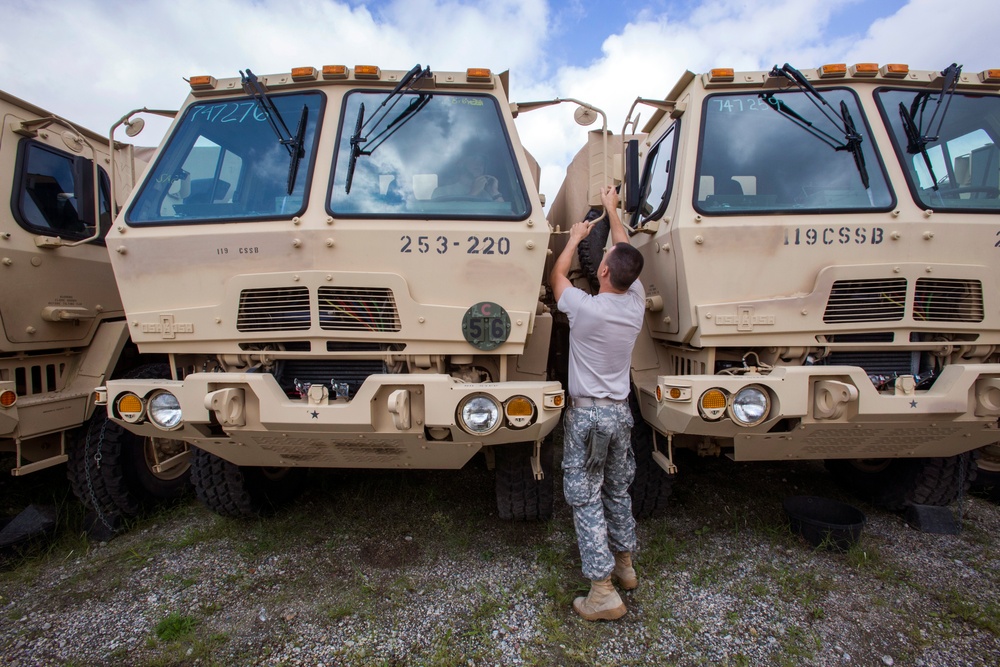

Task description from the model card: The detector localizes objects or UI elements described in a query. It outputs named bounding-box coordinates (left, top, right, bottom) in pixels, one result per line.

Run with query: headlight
left=148, top=391, right=183, bottom=430
left=116, top=392, right=145, bottom=423
left=458, top=395, right=501, bottom=435
left=729, top=385, right=769, bottom=426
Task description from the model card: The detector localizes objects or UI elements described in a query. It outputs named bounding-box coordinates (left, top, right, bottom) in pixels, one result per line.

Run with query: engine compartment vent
left=823, top=278, right=907, bottom=323
left=237, top=287, right=311, bottom=332
left=318, top=287, right=401, bottom=332
left=914, top=278, right=983, bottom=322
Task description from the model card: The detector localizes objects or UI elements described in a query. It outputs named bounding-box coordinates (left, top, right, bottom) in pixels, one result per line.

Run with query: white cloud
left=1, top=0, right=548, bottom=142
left=842, top=0, right=998, bottom=71
left=2, top=0, right=996, bottom=212
left=527, top=0, right=1000, bottom=208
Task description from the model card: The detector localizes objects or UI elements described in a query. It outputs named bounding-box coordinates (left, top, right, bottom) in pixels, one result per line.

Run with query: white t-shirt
left=557, top=281, right=645, bottom=400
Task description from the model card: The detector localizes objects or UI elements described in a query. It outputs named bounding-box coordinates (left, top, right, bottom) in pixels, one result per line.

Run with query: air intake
left=237, top=287, right=311, bottom=332
left=318, top=287, right=401, bottom=332
left=823, top=279, right=907, bottom=323
left=914, top=278, right=984, bottom=322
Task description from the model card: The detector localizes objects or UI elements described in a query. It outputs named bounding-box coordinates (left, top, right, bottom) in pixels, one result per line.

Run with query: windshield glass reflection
left=330, top=91, right=529, bottom=219
left=695, top=89, right=893, bottom=214
left=877, top=89, right=1000, bottom=211
left=128, top=93, right=322, bottom=224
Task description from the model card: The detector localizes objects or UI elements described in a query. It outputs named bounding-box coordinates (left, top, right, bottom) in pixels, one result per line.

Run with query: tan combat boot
left=613, top=551, right=638, bottom=591
left=572, top=577, right=626, bottom=621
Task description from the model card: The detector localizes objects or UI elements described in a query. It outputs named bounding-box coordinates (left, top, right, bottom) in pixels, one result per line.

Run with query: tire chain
left=82, top=415, right=115, bottom=534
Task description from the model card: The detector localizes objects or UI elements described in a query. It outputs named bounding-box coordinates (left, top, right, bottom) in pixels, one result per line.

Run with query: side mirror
left=72, top=155, right=96, bottom=227
left=623, top=139, right=640, bottom=213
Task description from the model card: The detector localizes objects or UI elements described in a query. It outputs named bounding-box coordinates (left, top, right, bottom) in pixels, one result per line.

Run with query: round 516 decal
left=461, top=302, right=511, bottom=351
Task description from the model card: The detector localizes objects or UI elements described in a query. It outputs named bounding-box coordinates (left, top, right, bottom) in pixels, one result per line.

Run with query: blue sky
left=1, top=0, right=993, bottom=201
left=541, top=0, right=906, bottom=68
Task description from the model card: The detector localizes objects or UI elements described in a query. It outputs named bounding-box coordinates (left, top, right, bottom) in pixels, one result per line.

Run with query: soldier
left=550, top=185, right=646, bottom=621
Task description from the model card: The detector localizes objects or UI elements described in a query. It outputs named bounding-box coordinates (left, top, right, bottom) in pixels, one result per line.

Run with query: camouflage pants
left=562, top=402, right=637, bottom=581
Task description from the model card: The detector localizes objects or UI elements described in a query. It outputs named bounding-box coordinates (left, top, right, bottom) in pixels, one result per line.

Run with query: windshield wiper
left=241, top=68, right=308, bottom=195
left=346, top=63, right=432, bottom=193
left=840, top=102, right=869, bottom=189
left=897, top=63, right=963, bottom=191
left=761, top=63, right=870, bottom=189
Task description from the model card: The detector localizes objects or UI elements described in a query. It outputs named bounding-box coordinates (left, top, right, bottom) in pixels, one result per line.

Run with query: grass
left=2, top=454, right=999, bottom=666
left=936, top=589, right=1000, bottom=636
left=153, top=611, right=198, bottom=641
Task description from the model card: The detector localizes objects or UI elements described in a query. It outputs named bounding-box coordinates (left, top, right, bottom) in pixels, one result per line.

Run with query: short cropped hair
left=606, top=242, right=644, bottom=291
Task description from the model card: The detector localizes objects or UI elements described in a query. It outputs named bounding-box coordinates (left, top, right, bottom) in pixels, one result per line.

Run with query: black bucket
left=783, top=495, right=865, bottom=552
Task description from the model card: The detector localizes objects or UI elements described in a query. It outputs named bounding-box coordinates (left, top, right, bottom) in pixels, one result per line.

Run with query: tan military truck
left=97, top=65, right=569, bottom=519
left=0, top=89, right=189, bottom=524
left=551, top=63, right=1000, bottom=511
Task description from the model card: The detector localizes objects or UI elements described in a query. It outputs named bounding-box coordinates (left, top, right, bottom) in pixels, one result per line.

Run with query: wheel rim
left=143, top=436, right=191, bottom=481
left=979, top=444, right=1000, bottom=474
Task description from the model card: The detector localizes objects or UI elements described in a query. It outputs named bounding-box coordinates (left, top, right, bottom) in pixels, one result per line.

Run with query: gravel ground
left=1, top=450, right=998, bottom=667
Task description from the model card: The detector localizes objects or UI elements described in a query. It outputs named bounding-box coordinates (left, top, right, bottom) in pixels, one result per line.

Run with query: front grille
left=823, top=279, right=907, bottom=323
left=237, top=287, right=311, bottom=332
left=820, top=350, right=917, bottom=377
left=914, top=278, right=983, bottom=322
left=318, top=287, right=400, bottom=332
left=276, top=359, right=387, bottom=397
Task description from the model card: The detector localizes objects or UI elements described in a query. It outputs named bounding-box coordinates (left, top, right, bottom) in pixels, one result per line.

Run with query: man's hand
left=568, top=219, right=595, bottom=245
left=601, top=184, right=629, bottom=245
left=600, top=185, right=619, bottom=211
left=551, top=217, right=596, bottom=302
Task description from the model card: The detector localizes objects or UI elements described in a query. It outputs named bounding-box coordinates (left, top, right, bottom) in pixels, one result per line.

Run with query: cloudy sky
left=3, top=0, right=997, bottom=201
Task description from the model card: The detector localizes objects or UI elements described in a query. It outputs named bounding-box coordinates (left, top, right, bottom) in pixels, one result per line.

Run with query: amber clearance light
left=818, top=63, right=847, bottom=78
left=354, top=65, right=381, bottom=79
left=0, top=389, right=16, bottom=408
left=708, top=68, right=735, bottom=83
left=980, top=69, right=1000, bottom=84
left=291, top=67, right=318, bottom=81
left=323, top=65, right=349, bottom=79
left=467, top=68, right=492, bottom=82
left=851, top=63, right=880, bottom=77
left=188, top=75, right=217, bottom=90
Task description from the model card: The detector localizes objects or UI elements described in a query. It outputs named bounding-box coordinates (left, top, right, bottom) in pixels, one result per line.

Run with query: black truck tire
left=190, top=447, right=305, bottom=518
left=67, top=363, right=190, bottom=519
left=825, top=453, right=977, bottom=511
left=576, top=209, right=611, bottom=293
left=494, top=441, right=554, bottom=521
left=628, top=392, right=675, bottom=518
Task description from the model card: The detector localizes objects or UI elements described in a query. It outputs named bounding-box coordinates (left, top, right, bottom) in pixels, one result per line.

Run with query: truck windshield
left=329, top=91, right=529, bottom=219
left=695, top=89, right=893, bottom=214
left=127, top=92, right=323, bottom=224
left=876, top=89, right=1000, bottom=211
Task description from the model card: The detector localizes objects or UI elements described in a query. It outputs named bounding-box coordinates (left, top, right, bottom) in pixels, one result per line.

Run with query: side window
left=636, top=123, right=678, bottom=223
left=912, top=129, right=996, bottom=192
left=159, top=140, right=244, bottom=217
left=12, top=139, right=111, bottom=239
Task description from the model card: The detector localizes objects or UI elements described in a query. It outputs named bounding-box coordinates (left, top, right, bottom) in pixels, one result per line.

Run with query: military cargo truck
left=0, top=89, right=189, bottom=522
left=551, top=63, right=1000, bottom=510
left=97, top=65, right=569, bottom=519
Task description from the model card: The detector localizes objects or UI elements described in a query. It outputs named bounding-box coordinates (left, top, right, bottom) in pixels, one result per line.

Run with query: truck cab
left=555, top=63, right=1000, bottom=509
left=99, top=65, right=564, bottom=518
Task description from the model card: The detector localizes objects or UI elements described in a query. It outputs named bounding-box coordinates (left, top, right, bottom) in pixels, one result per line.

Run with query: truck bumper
left=101, top=373, right=564, bottom=469
left=643, top=364, right=1000, bottom=461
